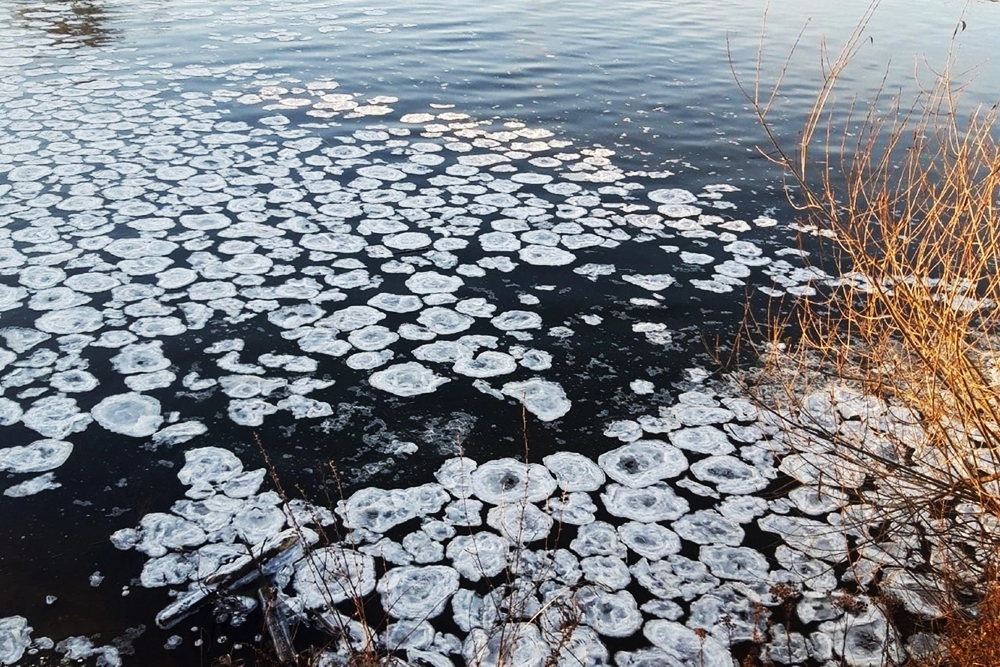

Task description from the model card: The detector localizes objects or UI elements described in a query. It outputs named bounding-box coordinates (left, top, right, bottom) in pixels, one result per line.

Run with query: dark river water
left=0, top=0, right=998, bottom=665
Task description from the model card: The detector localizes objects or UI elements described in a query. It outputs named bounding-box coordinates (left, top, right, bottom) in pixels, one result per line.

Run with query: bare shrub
left=731, top=2, right=1000, bottom=662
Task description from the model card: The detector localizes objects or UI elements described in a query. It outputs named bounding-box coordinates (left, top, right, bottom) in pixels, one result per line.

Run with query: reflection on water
left=12, top=0, right=118, bottom=48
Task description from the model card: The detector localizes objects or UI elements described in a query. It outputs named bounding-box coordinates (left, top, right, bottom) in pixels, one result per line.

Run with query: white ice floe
left=111, top=341, right=171, bottom=375
left=453, top=351, right=518, bottom=378
left=490, top=310, right=543, bottom=331
left=673, top=509, right=744, bottom=546
left=643, top=620, right=732, bottom=666
left=4, top=473, right=61, bottom=498
left=501, top=378, right=571, bottom=421
left=597, top=441, right=688, bottom=488
left=377, top=566, right=459, bottom=619
left=22, top=396, right=92, bottom=439
left=470, top=459, right=556, bottom=505
left=668, top=426, right=734, bottom=455
left=177, top=448, right=244, bottom=488
left=689, top=455, right=769, bottom=494
left=518, top=245, right=576, bottom=266
left=35, top=306, right=104, bottom=334
left=341, top=487, right=418, bottom=533
left=600, top=484, right=689, bottom=522
left=417, top=307, right=475, bottom=335
left=0, top=440, right=73, bottom=474
left=447, top=532, right=509, bottom=581
left=574, top=586, right=642, bottom=637
left=463, top=623, right=547, bottom=667
left=49, top=369, right=100, bottom=393
left=757, top=514, right=848, bottom=562
left=544, top=492, right=598, bottom=525
left=347, top=325, right=398, bottom=351
left=648, top=188, right=697, bottom=205
left=542, top=452, right=605, bottom=492
left=569, top=521, right=627, bottom=559
left=581, top=555, right=632, bottom=590
left=227, top=399, right=278, bottom=427
left=631, top=380, right=655, bottom=394
left=818, top=603, right=902, bottom=666
left=405, top=271, right=464, bottom=294
left=367, top=293, right=423, bottom=313
left=617, top=522, right=681, bottom=560
left=622, top=274, right=675, bottom=291
left=233, top=499, right=286, bottom=544
left=435, top=457, right=478, bottom=498
left=0, top=616, right=32, bottom=665
left=0, top=399, right=22, bottom=427
left=486, top=503, right=553, bottom=543
left=369, top=362, right=450, bottom=396
left=293, top=547, right=377, bottom=608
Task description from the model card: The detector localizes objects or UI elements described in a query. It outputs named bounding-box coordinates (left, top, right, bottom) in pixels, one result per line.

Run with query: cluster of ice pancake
left=0, top=51, right=839, bottom=497
left=0, top=615, right=121, bottom=667
left=97, top=379, right=952, bottom=667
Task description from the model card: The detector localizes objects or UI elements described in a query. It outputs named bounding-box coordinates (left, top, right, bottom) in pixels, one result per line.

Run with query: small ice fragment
left=4, top=473, right=61, bottom=497
left=630, top=380, right=655, bottom=394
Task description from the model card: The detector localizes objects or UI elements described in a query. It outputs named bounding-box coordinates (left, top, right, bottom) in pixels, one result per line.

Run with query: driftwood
left=155, top=530, right=308, bottom=629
